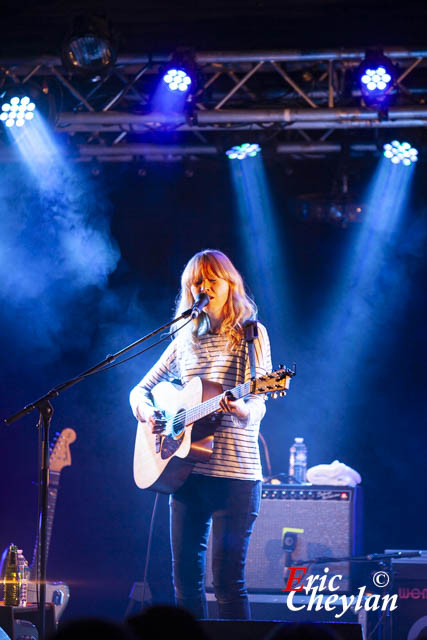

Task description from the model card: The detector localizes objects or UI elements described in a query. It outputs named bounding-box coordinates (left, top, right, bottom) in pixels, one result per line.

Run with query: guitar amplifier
left=206, top=484, right=362, bottom=593
left=383, top=549, right=427, bottom=640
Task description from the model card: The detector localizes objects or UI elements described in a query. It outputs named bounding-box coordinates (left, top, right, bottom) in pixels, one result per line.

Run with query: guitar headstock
left=49, top=428, right=77, bottom=472
left=252, top=364, right=296, bottom=398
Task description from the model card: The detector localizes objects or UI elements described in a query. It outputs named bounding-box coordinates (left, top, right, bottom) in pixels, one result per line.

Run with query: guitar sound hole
left=170, top=409, right=185, bottom=438
left=160, top=409, right=186, bottom=460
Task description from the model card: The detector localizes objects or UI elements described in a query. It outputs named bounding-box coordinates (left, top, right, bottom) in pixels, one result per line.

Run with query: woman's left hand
left=219, top=391, right=250, bottom=421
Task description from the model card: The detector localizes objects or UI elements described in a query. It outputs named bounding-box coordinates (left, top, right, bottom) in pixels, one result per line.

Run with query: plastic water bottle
left=289, top=437, right=307, bottom=483
left=4, top=543, right=20, bottom=606
left=17, top=548, right=28, bottom=606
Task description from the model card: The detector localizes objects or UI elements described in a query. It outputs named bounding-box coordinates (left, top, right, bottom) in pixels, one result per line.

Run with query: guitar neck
left=185, top=380, right=251, bottom=425
left=30, top=470, right=60, bottom=578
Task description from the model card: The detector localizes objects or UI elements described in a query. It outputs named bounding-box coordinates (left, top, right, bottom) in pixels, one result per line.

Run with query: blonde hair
left=173, top=249, right=257, bottom=350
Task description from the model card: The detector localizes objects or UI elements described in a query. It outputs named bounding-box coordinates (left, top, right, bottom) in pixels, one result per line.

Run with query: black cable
left=82, top=318, right=193, bottom=376
left=141, top=492, right=160, bottom=611
left=48, top=318, right=193, bottom=395
left=367, top=609, right=387, bottom=640
left=85, top=317, right=189, bottom=611
left=35, top=415, right=42, bottom=604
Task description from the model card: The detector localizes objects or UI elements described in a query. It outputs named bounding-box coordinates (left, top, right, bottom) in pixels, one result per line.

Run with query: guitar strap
left=243, top=320, right=258, bottom=379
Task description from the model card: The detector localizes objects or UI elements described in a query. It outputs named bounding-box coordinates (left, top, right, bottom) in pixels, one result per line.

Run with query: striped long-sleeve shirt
left=129, top=323, right=272, bottom=481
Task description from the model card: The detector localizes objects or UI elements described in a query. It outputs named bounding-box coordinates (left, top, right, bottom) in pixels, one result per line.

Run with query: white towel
left=306, top=459, right=361, bottom=486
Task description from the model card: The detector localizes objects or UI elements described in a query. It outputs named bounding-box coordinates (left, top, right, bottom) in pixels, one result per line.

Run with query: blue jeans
left=169, top=474, right=262, bottom=620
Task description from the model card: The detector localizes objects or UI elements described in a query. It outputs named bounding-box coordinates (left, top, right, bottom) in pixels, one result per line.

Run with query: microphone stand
left=3, top=307, right=195, bottom=639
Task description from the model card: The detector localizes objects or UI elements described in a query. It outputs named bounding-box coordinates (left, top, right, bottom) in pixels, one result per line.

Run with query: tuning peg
left=271, top=392, right=278, bottom=399
left=280, top=391, right=286, bottom=397
left=279, top=364, right=284, bottom=369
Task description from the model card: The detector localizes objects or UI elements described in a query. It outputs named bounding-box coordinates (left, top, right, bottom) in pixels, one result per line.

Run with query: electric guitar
left=133, top=366, right=295, bottom=494
left=25, top=428, right=77, bottom=621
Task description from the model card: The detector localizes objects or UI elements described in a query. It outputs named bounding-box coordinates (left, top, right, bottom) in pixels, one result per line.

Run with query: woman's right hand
left=137, top=406, right=168, bottom=434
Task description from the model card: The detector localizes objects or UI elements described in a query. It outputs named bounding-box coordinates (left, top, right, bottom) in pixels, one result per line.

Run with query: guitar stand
left=0, top=603, right=55, bottom=640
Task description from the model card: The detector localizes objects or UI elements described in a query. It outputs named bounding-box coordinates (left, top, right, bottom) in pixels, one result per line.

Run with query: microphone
left=191, top=292, right=210, bottom=318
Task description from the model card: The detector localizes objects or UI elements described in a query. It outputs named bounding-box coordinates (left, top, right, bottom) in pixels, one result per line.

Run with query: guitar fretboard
left=30, top=470, right=60, bottom=579
left=184, top=380, right=251, bottom=425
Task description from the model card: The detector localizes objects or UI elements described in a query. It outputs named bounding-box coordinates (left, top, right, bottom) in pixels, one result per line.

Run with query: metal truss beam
left=194, top=48, right=427, bottom=63
left=0, top=142, right=379, bottom=163
left=79, top=144, right=218, bottom=156
left=2, top=47, right=427, bottom=70
left=76, top=142, right=377, bottom=157
left=56, top=106, right=427, bottom=129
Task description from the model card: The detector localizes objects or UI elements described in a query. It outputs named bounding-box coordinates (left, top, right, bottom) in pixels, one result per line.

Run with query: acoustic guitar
left=133, top=366, right=295, bottom=493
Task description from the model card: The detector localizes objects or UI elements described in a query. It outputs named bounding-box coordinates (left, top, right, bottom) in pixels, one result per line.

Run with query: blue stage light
left=361, top=66, right=392, bottom=92
left=226, top=143, right=261, bottom=160
left=163, top=68, right=192, bottom=92
left=358, top=52, right=395, bottom=107
left=383, top=141, right=418, bottom=166
left=1, top=96, right=36, bottom=128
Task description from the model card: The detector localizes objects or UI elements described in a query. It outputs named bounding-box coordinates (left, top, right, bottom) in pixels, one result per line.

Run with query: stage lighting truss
left=226, top=143, right=261, bottom=160
left=1, top=46, right=427, bottom=161
left=0, top=95, right=36, bottom=128
left=383, top=140, right=418, bottom=166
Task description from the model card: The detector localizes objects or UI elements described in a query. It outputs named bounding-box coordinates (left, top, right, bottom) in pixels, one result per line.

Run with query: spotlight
left=226, top=143, right=261, bottom=160
left=163, top=69, right=192, bottom=92
left=383, top=141, right=418, bottom=166
left=160, top=49, right=197, bottom=96
left=62, top=14, right=117, bottom=75
left=358, top=50, right=396, bottom=107
left=361, top=66, right=392, bottom=93
left=1, top=93, right=36, bottom=128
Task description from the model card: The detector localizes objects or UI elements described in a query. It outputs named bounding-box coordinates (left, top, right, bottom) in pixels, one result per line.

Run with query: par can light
left=163, top=69, right=192, bottom=92
left=358, top=50, right=396, bottom=108
left=1, top=95, right=36, bottom=128
left=62, top=14, right=117, bottom=75
left=226, top=143, right=261, bottom=160
left=383, top=140, right=418, bottom=166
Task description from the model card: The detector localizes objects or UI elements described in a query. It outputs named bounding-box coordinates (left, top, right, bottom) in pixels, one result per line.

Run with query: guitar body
left=26, top=581, right=70, bottom=622
left=133, top=377, right=223, bottom=493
